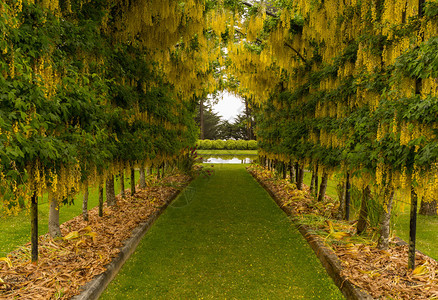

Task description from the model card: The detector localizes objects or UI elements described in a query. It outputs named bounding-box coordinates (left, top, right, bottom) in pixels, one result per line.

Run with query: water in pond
left=201, top=155, right=257, bottom=164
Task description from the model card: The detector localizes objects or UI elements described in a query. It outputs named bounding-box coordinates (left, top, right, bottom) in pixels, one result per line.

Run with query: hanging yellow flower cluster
left=227, top=41, right=281, bottom=103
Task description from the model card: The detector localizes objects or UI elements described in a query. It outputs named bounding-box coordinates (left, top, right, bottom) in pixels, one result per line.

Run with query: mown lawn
left=101, top=164, right=343, bottom=299
left=0, top=171, right=139, bottom=256
left=197, top=149, right=258, bottom=156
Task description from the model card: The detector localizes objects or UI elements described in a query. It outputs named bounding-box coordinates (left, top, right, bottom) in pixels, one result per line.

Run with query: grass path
left=101, top=165, right=343, bottom=299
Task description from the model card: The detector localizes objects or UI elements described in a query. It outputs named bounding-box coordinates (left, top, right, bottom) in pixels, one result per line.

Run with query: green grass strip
left=197, top=149, right=258, bottom=155
left=101, top=165, right=343, bottom=299
left=394, top=212, right=438, bottom=260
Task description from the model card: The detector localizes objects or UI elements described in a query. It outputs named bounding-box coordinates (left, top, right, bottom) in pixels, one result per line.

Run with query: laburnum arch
left=1, top=0, right=438, bottom=270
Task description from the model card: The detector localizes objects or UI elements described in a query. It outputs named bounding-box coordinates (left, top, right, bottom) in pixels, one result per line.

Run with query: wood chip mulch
left=0, top=173, right=191, bottom=300
left=248, top=165, right=438, bottom=300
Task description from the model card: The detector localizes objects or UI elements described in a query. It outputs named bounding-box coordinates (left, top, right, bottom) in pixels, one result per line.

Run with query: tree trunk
left=295, top=162, right=299, bottom=182
left=419, top=199, right=437, bottom=216
left=315, top=164, right=319, bottom=197
left=317, top=172, right=328, bottom=202
left=296, top=165, right=304, bottom=190
left=131, top=167, right=136, bottom=196
left=310, top=167, right=316, bottom=196
left=336, top=181, right=346, bottom=220
left=120, top=169, right=125, bottom=199
left=139, top=167, right=146, bottom=189
left=289, top=161, right=295, bottom=183
left=82, top=181, right=89, bottom=221
left=342, top=172, right=351, bottom=221
left=200, top=99, right=204, bottom=139
left=245, top=99, right=252, bottom=140
left=357, top=186, right=371, bottom=235
left=106, top=174, right=116, bottom=206
left=31, top=192, right=38, bottom=263
left=345, top=172, right=351, bottom=220
left=408, top=187, right=418, bottom=270
left=282, top=162, right=286, bottom=179
left=378, top=188, right=395, bottom=250
left=98, top=182, right=104, bottom=217
left=48, top=194, right=62, bottom=238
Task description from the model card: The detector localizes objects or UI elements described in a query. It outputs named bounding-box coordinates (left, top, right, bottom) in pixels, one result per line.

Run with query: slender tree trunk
left=289, top=161, right=295, bottom=183
left=407, top=0, right=424, bottom=268
left=120, top=169, right=125, bottom=199
left=378, top=188, right=395, bottom=250
left=337, top=181, right=346, bottom=220
left=317, top=172, right=328, bottom=202
left=408, top=187, right=418, bottom=270
left=106, top=174, right=116, bottom=206
left=357, top=186, right=371, bottom=235
left=48, top=194, right=62, bottom=238
left=295, top=162, right=299, bottom=183
left=296, top=165, right=304, bottom=190
left=245, top=99, right=252, bottom=140
left=157, top=165, right=161, bottom=179
left=314, top=164, right=319, bottom=196
left=82, top=181, right=89, bottom=221
left=310, top=166, right=316, bottom=196
left=131, top=167, right=136, bottom=196
left=98, top=182, right=104, bottom=217
left=31, top=192, right=38, bottom=263
left=139, top=167, right=146, bottom=189
left=345, top=172, right=351, bottom=220
left=419, top=199, right=437, bottom=216
left=200, top=99, right=204, bottom=139
left=282, top=162, right=286, bottom=179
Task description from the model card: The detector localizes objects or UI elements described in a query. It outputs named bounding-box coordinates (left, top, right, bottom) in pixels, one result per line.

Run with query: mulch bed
left=0, top=173, right=191, bottom=300
left=248, top=164, right=438, bottom=300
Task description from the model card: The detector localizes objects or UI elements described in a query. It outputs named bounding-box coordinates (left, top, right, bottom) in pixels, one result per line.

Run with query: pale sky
left=210, top=91, right=245, bottom=122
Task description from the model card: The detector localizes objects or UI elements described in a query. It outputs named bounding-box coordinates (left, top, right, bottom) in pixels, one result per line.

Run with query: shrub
left=198, top=139, right=212, bottom=150
left=197, top=139, right=258, bottom=150
left=236, top=140, right=247, bottom=150
left=248, top=140, right=258, bottom=150
left=213, top=139, right=225, bottom=150
left=225, top=140, right=237, bottom=150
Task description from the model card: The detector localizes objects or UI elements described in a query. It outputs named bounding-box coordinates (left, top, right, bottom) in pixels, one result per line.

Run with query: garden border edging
left=71, top=185, right=186, bottom=300
left=248, top=170, right=373, bottom=300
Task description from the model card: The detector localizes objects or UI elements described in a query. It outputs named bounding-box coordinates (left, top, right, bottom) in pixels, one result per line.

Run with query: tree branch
left=242, top=1, right=278, bottom=18
left=234, top=29, right=307, bottom=64
left=284, top=42, right=307, bottom=63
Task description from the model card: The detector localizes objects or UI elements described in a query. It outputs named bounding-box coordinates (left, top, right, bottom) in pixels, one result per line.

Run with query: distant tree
left=195, top=103, right=222, bottom=139
left=217, top=120, right=235, bottom=139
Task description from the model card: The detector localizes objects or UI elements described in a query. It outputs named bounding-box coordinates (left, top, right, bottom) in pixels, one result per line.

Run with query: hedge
left=197, top=140, right=258, bottom=150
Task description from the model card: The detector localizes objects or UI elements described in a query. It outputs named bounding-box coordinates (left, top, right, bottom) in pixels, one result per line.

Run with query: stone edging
left=71, top=186, right=186, bottom=300
left=248, top=170, right=373, bottom=300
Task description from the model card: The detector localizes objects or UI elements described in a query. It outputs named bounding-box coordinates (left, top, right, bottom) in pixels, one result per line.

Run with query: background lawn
left=197, top=149, right=258, bottom=156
